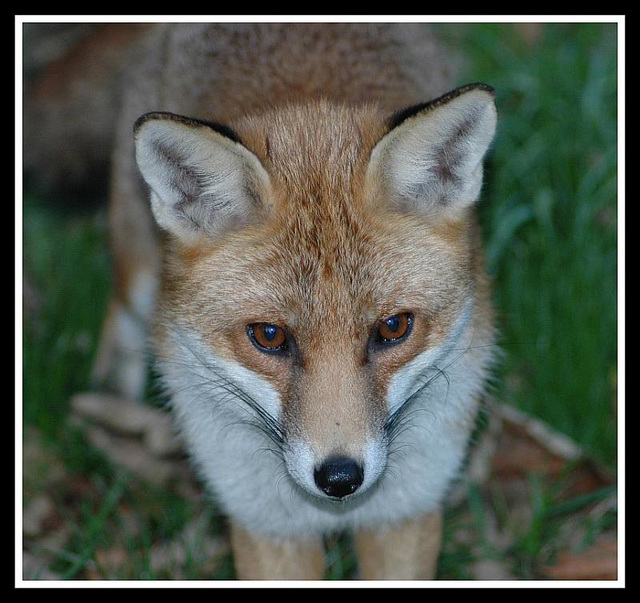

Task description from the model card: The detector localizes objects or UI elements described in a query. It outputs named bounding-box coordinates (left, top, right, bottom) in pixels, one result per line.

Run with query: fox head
left=134, top=84, right=497, bottom=502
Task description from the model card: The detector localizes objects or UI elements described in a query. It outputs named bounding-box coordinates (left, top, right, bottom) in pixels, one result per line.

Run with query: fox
left=27, top=22, right=498, bottom=580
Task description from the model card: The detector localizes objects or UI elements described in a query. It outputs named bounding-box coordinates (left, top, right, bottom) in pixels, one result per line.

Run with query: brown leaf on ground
left=87, top=514, right=230, bottom=580
left=492, top=403, right=581, bottom=477
left=78, top=423, right=189, bottom=486
left=470, top=558, right=516, bottom=581
left=23, top=495, right=59, bottom=538
left=91, top=547, right=129, bottom=579
left=70, top=392, right=183, bottom=458
left=23, top=551, right=62, bottom=581
left=541, top=536, right=618, bottom=580
left=23, top=427, right=68, bottom=497
left=69, top=392, right=197, bottom=487
left=491, top=404, right=614, bottom=496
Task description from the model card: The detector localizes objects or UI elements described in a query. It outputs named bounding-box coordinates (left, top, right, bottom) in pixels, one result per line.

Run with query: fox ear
left=367, top=84, right=497, bottom=214
left=134, top=112, right=271, bottom=241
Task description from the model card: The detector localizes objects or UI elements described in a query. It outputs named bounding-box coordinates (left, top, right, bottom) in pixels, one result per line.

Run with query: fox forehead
left=232, top=100, right=386, bottom=200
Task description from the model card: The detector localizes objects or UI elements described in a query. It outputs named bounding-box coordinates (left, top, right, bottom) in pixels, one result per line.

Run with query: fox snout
left=285, top=435, right=387, bottom=501
left=276, top=345, right=391, bottom=501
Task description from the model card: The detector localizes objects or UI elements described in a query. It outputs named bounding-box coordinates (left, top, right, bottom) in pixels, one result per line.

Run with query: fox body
left=40, top=23, right=498, bottom=579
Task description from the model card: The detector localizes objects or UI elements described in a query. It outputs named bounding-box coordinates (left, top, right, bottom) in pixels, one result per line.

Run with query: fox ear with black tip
left=133, top=112, right=273, bottom=243
left=366, top=83, right=497, bottom=216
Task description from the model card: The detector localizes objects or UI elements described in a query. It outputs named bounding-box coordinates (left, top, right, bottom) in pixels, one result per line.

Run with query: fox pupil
left=385, top=317, right=400, bottom=332
left=263, top=324, right=278, bottom=341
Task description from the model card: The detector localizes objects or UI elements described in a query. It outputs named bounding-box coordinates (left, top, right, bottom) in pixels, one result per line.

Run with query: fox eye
left=247, top=323, right=288, bottom=354
left=375, top=312, right=413, bottom=345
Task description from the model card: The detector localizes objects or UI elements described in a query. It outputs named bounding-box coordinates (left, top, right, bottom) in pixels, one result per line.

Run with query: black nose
left=314, top=456, right=364, bottom=499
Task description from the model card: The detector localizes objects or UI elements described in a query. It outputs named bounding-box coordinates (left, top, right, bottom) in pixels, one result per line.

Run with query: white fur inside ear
left=134, top=116, right=271, bottom=240
left=369, top=87, right=497, bottom=214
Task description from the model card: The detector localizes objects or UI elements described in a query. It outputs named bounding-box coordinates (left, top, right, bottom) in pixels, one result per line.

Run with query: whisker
left=383, top=327, right=485, bottom=454
left=154, top=326, right=287, bottom=454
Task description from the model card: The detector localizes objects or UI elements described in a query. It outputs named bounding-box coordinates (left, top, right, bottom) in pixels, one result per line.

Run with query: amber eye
left=247, top=323, right=288, bottom=353
left=376, top=312, right=413, bottom=345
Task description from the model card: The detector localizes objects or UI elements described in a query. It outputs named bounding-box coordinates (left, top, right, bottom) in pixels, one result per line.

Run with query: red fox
left=27, top=22, right=498, bottom=580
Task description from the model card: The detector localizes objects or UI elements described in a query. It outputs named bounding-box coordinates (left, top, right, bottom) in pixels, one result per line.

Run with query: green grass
left=441, top=22, right=618, bottom=466
left=22, top=197, right=112, bottom=442
left=22, top=22, right=618, bottom=580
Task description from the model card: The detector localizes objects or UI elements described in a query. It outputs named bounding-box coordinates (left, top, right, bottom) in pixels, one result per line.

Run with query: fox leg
left=354, top=509, right=443, bottom=580
left=230, top=522, right=326, bottom=580
left=91, top=273, right=157, bottom=400
left=92, top=142, right=161, bottom=400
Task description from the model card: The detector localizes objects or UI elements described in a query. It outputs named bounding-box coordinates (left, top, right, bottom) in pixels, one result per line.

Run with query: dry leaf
left=470, top=559, right=516, bottom=581
left=23, top=496, right=57, bottom=538
left=491, top=404, right=614, bottom=496
left=80, top=424, right=186, bottom=485
left=542, top=537, right=618, bottom=580
left=71, top=392, right=183, bottom=458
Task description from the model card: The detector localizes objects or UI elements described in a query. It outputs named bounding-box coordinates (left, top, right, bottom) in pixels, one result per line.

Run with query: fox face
left=134, top=85, right=497, bottom=513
